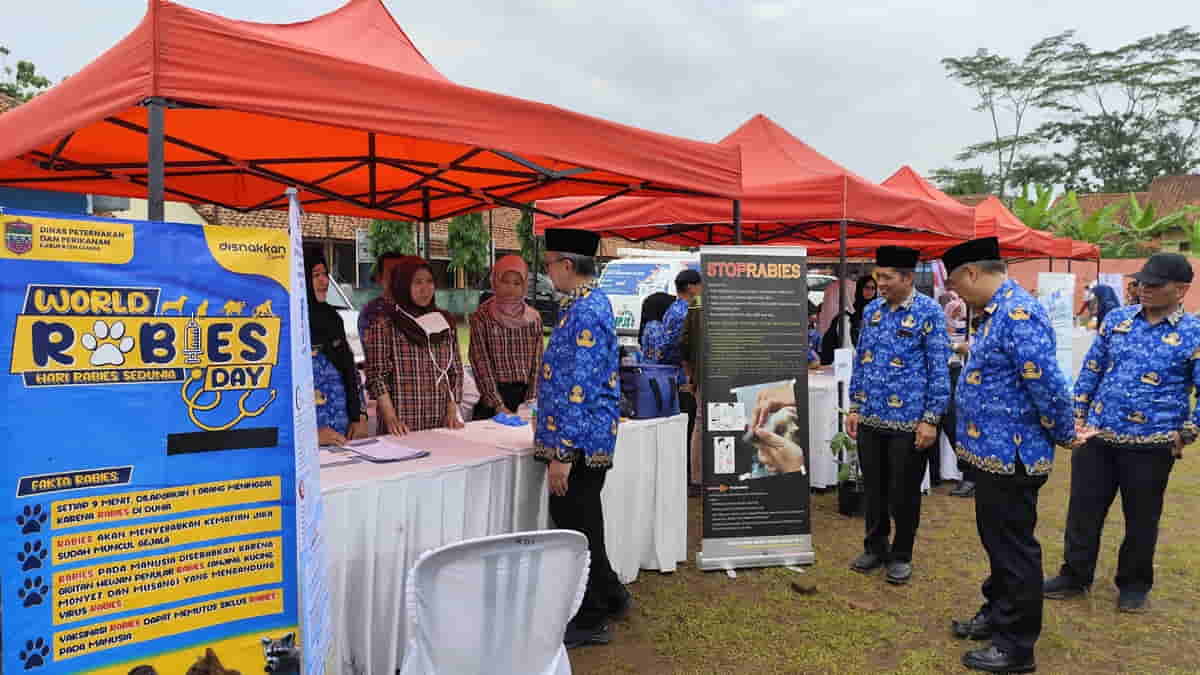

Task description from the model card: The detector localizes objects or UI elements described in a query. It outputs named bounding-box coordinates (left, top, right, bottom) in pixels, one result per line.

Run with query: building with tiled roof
left=0, top=93, right=20, bottom=113
left=1065, top=176, right=1200, bottom=252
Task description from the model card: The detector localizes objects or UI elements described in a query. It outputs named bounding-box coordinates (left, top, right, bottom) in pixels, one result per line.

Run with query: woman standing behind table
left=366, top=256, right=465, bottom=434
left=306, top=251, right=368, bottom=446
left=469, top=255, right=545, bottom=420
left=638, top=292, right=678, bottom=364
left=819, top=274, right=877, bottom=365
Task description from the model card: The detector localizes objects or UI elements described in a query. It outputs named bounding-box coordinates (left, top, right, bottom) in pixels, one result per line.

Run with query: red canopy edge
left=0, top=0, right=742, bottom=221
left=881, top=167, right=1098, bottom=262
left=533, top=115, right=974, bottom=251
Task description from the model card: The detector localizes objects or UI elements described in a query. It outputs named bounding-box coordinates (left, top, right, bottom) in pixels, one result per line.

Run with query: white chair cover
left=398, top=530, right=589, bottom=675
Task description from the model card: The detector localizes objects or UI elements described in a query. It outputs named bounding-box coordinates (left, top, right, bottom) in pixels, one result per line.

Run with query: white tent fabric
left=398, top=530, right=589, bottom=675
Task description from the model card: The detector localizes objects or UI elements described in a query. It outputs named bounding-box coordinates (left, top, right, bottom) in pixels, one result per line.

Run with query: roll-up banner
left=0, top=206, right=326, bottom=675
left=696, top=246, right=814, bottom=571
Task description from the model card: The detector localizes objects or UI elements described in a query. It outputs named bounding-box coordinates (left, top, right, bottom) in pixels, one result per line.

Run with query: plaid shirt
left=468, top=310, right=544, bottom=410
left=365, top=316, right=464, bottom=432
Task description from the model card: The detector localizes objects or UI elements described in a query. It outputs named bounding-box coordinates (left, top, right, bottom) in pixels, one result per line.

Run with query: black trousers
left=680, top=390, right=698, bottom=480
left=857, top=425, right=928, bottom=562
left=471, top=382, right=529, bottom=420
left=1060, top=439, right=1176, bottom=593
left=975, top=462, right=1047, bottom=660
left=549, top=463, right=623, bottom=629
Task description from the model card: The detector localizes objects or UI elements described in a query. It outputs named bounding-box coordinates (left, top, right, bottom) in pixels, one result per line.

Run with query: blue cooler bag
left=620, top=364, right=682, bottom=419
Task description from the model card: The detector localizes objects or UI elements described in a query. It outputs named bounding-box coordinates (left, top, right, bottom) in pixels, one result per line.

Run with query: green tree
left=1123, top=192, right=1200, bottom=242
left=944, top=28, right=1200, bottom=194
left=0, top=46, right=51, bottom=102
left=447, top=212, right=489, bottom=287
left=941, top=33, right=1071, bottom=198
left=368, top=218, right=416, bottom=258
left=929, top=167, right=996, bottom=196
left=515, top=208, right=543, bottom=268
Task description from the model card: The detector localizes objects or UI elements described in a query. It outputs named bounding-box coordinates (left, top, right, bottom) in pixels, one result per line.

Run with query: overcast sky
left=2, top=1, right=1192, bottom=183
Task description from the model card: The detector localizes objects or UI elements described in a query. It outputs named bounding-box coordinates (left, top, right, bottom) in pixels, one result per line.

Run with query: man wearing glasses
left=1046, top=253, right=1198, bottom=613
left=535, top=229, right=629, bottom=648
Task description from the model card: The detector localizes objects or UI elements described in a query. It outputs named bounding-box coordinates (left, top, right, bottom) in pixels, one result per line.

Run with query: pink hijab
left=484, top=255, right=540, bottom=329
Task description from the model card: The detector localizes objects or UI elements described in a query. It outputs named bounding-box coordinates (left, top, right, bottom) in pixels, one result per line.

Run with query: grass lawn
left=570, top=447, right=1200, bottom=674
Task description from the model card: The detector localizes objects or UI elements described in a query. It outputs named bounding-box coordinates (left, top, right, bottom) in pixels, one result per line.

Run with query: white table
left=321, top=431, right=547, bottom=675
left=322, top=414, right=688, bottom=674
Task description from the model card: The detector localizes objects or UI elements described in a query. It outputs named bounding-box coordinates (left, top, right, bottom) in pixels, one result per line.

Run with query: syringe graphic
left=183, top=315, right=202, bottom=364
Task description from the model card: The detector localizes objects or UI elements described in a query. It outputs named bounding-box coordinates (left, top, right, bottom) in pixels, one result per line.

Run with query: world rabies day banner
left=0, top=208, right=327, bottom=675
left=696, top=246, right=813, bottom=571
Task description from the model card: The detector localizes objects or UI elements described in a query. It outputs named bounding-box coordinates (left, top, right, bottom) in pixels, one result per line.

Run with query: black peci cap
left=941, top=237, right=1001, bottom=275
left=544, top=228, right=601, bottom=257
left=875, top=245, right=919, bottom=270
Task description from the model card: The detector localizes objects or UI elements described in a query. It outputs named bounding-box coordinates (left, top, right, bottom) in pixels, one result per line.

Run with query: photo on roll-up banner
left=696, top=246, right=814, bottom=572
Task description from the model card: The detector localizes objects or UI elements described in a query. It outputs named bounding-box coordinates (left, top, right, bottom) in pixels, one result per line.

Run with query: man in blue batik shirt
left=536, top=228, right=628, bottom=649
left=847, top=246, right=951, bottom=585
left=941, top=237, right=1086, bottom=674
left=1045, top=253, right=1198, bottom=614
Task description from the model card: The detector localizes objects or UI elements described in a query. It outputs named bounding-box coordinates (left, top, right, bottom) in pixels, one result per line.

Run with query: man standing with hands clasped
left=846, top=245, right=950, bottom=585
left=942, top=237, right=1088, bottom=674
left=535, top=228, right=630, bottom=649
left=1045, top=253, right=1197, bottom=613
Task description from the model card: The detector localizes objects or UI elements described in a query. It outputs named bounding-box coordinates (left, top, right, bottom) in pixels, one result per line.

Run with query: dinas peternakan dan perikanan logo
left=9, top=284, right=281, bottom=431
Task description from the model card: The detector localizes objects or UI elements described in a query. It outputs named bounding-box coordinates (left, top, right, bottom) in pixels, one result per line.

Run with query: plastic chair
left=398, top=530, right=589, bottom=675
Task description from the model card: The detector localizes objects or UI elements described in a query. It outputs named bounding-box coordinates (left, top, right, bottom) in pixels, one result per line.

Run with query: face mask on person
left=412, top=311, right=450, bottom=336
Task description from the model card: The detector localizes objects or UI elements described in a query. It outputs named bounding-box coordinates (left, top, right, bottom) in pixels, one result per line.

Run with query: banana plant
left=1011, top=184, right=1079, bottom=232
left=1124, top=192, right=1200, bottom=243
left=1057, top=196, right=1122, bottom=245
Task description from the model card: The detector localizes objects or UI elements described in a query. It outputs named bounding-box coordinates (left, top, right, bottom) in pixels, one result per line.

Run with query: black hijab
left=305, top=251, right=362, bottom=422
left=852, top=274, right=876, bottom=322
left=639, top=292, right=676, bottom=343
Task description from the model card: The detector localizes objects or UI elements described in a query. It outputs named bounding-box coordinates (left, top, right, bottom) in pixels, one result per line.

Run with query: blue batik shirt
left=1075, top=305, right=1200, bottom=447
left=313, top=350, right=361, bottom=436
left=535, top=280, right=621, bottom=468
left=656, top=298, right=689, bottom=365
left=955, top=279, right=1075, bottom=476
left=848, top=290, right=951, bottom=431
left=639, top=319, right=670, bottom=364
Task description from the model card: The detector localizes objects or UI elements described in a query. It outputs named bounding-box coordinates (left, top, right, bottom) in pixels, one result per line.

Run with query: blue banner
left=1, top=209, right=311, bottom=675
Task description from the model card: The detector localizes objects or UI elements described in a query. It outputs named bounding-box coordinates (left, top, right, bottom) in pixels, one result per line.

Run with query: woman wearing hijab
left=819, top=274, right=877, bottom=365
left=638, top=292, right=679, bottom=363
left=365, top=256, right=465, bottom=434
left=1091, top=284, right=1120, bottom=328
left=469, top=255, right=545, bottom=419
left=306, top=251, right=367, bottom=446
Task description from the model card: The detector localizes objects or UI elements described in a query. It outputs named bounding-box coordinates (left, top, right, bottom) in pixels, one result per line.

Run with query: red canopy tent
left=0, top=0, right=742, bottom=240
left=533, top=114, right=974, bottom=253
left=881, top=167, right=1100, bottom=263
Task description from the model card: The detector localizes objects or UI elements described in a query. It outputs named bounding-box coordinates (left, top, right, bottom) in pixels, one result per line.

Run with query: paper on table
left=350, top=441, right=430, bottom=463
left=319, top=449, right=361, bottom=468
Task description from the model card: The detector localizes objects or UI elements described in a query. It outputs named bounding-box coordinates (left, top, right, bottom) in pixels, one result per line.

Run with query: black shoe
left=1117, top=589, right=1150, bottom=613
left=962, top=645, right=1035, bottom=673
left=1043, top=575, right=1087, bottom=599
left=950, top=480, right=976, bottom=497
left=951, top=611, right=993, bottom=640
left=608, top=586, right=634, bottom=621
left=564, top=622, right=611, bottom=649
left=850, top=552, right=886, bottom=573
left=885, top=561, right=912, bottom=585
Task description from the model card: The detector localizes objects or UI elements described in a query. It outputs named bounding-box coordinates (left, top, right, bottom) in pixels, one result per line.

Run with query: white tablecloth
left=601, top=414, right=689, bottom=584
left=322, top=431, right=548, bottom=675
left=322, top=414, right=688, bottom=673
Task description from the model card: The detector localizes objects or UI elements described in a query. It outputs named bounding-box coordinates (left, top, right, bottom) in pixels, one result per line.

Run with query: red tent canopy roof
left=881, top=168, right=1099, bottom=262
left=0, top=0, right=742, bottom=220
left=534, top=115, right=973, bottom=250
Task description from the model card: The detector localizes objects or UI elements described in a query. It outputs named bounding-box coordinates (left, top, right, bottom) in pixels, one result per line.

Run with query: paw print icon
left=19, top=638, right=50, bottom=669
left=19, top=576, right=49, bottom=607
left=16, top=504, right=47, bottom=534
left=18, top=541, right=47, bottom=571
left=81, top=320, right=135, bottom=366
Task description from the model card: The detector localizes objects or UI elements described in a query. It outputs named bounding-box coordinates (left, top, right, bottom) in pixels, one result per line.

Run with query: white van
left=598, top=248, right=835, bottom=345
